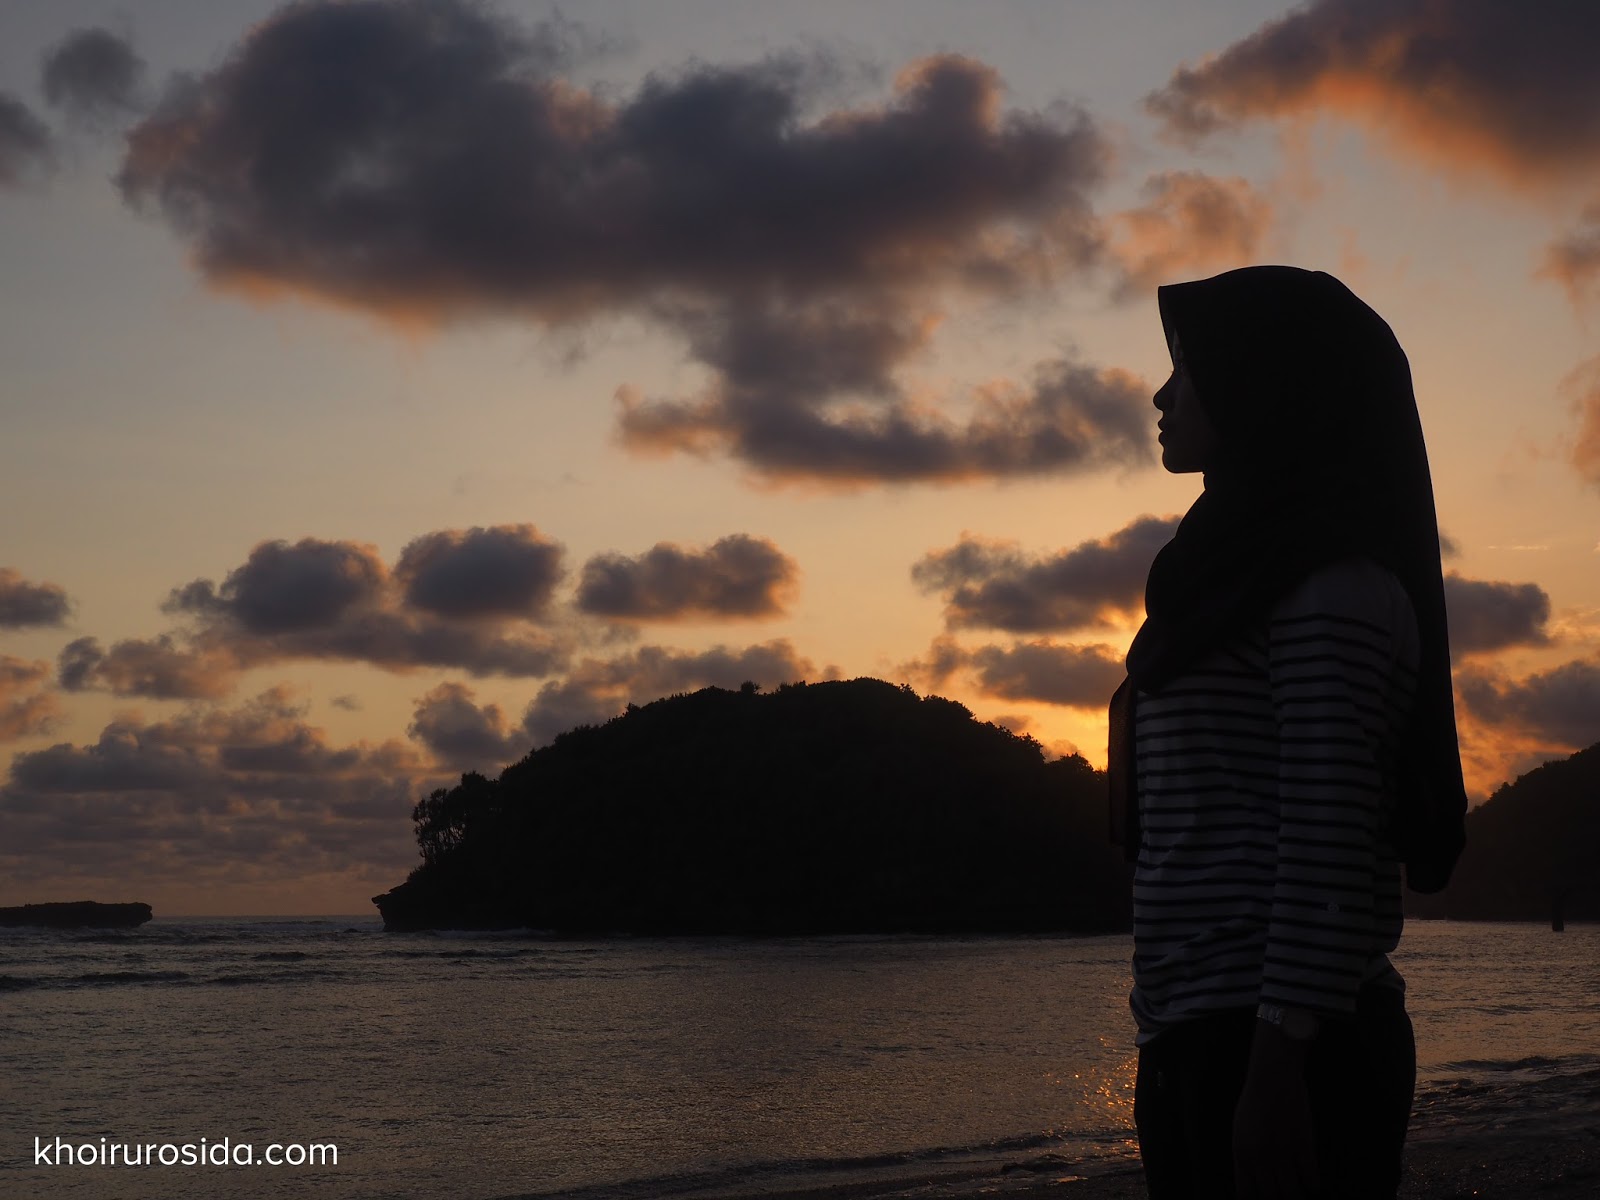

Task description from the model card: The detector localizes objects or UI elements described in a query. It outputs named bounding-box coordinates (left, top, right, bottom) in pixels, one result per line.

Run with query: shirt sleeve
left=1261, top=557, right=1405, bottom=1016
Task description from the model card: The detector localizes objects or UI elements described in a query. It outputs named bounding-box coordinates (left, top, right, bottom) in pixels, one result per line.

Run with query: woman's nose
left=1153, top=374, right=1175, bottom=412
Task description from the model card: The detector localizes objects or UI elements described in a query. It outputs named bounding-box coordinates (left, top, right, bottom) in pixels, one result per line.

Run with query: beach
left=674, top=1132, right=1600, bottom=1200
left=666, top=1058, right=1600, bottom=1200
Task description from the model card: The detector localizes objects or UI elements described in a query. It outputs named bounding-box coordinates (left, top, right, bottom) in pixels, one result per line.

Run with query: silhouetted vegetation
left=1405, top=742, right=1600, bottom=923
left=373, top=678, right=1132, bottom=934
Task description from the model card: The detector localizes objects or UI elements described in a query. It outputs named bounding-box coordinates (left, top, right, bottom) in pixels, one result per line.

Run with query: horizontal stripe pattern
left=1130, top=557, right=1419, bottom=1043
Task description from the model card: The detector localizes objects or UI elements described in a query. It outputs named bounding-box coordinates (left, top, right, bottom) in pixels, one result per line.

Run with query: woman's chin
left=1161, top=451, right=1204, bottom=475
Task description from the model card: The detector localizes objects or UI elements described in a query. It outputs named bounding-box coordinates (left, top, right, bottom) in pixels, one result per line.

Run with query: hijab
left=1108, top=265, right=1467, bottom=894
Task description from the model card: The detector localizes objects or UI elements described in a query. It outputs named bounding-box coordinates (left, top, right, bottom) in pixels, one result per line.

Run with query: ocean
left=3, top=919, right=1597, bottom=1199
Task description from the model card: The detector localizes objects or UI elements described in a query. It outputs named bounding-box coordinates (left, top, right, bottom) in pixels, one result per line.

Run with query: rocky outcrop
left=0, top=901, right=154, bottom=928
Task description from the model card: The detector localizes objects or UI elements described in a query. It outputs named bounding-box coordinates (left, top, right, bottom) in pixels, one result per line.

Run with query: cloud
left=989, top=712, right=1033, bottom=735
left=269, top=613, right=568, bottom=677
left=1145, top=1, right=1600, bottom=189
left=912, top=515, right=1178, bottom=633
left=61, top=530, right=578, bottom=700
left=1146, top=1, right=1600, bottom=318
left=61, top=526, right=815, bottom=715
left=0, top=92, right=51, bottom=187
left=520, top=639, right=819, bottom=746
left=407, top=682, right=526, bottom=772
left=119, top=3, right=1105, bottom=320
left=897, top=634, right=970, bottom=690
left=915, top=529, right=1552, bottom=657
left=394, top=524, right=565, bottom=619
left=1563, top=355, right=1600, bottom=490
left=897, top=635, right=1124, bottom=708
left=517, top=677, right=627, bottom=749
left=1538, top=203, right=1600, bottom=310
left=116, top=1, right=1143, bottom=484
left=58, top=634, right=239, bottom=700
left=161, top=534, right=569, bottom=680
left=1456, top=656, right=1600, bottom=750
left=0, top=687, right=446, bottom=900
left=967, top=640, right=1127, bottom=708
left=168, top=538, right=387, bottom=634
left=1443, top=572, right=1553, bottom=656
left=616, top=337, right=1153, bottom=484
left=1109, top=171, right=1275, bottom=298
left=411, top=646, right=826, bottom=770
left=576, top=534, right=797, bottom=620
left=0, top=567, right=71, bottom=627
left=40, top=28, right=146, bottom=124
left=0, top=657, right=62, bottom=742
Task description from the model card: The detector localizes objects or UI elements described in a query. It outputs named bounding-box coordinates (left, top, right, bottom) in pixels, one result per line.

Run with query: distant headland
left=0, top=901, right=154, bottom=929
left=371, top=677, right=1600, bottom=934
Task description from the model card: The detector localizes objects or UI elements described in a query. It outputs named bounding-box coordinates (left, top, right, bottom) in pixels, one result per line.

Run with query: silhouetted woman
left=1106, top=266, right=1467, bottom=1199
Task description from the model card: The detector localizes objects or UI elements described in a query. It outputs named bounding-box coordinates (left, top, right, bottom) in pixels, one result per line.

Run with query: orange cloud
left=0, top=656, right=61, bottom=742
left=1147, top=1, right=1600, bottom=194
left=1539, top=205, right=1600, bottom=311
left=894, top=635, right=1124, bottom=710
left=1110, top=171, right=1275, bottom=298
left=912, top=515, right=1178, bottom=633
left=1454, top=655, right=1600, bottom=799
left=576, top=535, right=799, bottom=622
left=58, top=634, right=240, bottom=700
left=1560, top=356, right=1600, bottom=490
left=0, top=567, right=70, bottom=628
left=614, top=345, right=1153, bottom=487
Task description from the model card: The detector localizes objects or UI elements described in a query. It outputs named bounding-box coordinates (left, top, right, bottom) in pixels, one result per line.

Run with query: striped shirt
left=1129, top=555, right=1420, bottom=1045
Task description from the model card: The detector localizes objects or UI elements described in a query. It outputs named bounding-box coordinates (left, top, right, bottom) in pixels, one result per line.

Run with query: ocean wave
left=1412, top=1058, right=1600, bottom=1144
left=0, top=919, right=381, bottom=948
left=381, top=944, right=566, bottom=962
left=1436, top=1054, right=1573, bottom=1074
left=4, top=963, right=361, bottom=991
left=207, top=967, right=343, bottom=986
left=414, top=926, right=551, bottom=939
left=72, top=970, right=193, bottom=986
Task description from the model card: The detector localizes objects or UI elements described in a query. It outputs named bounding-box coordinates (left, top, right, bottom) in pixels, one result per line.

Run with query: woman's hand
left=1232, top=1020, right=1327, bottom=1199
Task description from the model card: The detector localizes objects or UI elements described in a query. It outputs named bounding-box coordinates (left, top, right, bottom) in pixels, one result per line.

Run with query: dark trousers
left=1134, top=984, right=1415, bottom=1199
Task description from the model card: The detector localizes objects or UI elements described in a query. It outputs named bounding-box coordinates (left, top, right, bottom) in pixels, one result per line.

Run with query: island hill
left=373, top=678, right=1132, bottom=934
left=371, top=677, right=1600, bottom=934
left=0, top=901, right=153, bottom=929
left=1406, top=740, right=1600, bottom=924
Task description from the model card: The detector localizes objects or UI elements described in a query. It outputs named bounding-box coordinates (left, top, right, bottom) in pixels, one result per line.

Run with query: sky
left=1, top=0, right=1597, bottom=916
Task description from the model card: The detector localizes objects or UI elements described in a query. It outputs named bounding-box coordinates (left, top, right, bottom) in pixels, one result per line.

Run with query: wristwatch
left=1257, top=1002, right=1320, bottom=1040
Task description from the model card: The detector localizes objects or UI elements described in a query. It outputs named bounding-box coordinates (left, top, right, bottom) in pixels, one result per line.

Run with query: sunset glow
left=2, top=0, right=1596, bottom=915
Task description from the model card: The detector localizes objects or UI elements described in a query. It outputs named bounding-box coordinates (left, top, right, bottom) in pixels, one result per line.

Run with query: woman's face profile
left=1153, top=332, right=1218, bottom=474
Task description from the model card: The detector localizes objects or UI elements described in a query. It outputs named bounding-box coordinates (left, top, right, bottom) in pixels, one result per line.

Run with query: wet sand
left=680, top=1128, right=1600, bottom=1199
left=499, top=1064, right=1600, bottom=1200
left=498, top=1122, right=1600, bottom=1200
